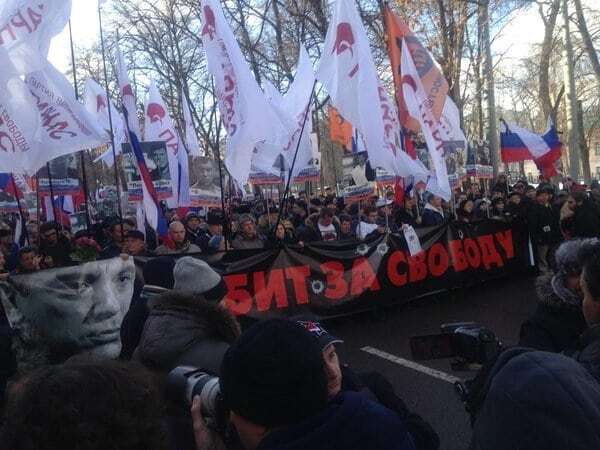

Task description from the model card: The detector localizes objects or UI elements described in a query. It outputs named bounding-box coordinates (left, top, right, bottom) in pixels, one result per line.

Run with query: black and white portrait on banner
left=0, top=257, right=135, bottom=374
left=122, top=141, right=173, bottom=201
left=189, top=156, right=223, bottom=207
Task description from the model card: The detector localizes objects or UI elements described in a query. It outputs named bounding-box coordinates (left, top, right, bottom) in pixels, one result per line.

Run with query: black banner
left=209, top=219, right=533, bottom=319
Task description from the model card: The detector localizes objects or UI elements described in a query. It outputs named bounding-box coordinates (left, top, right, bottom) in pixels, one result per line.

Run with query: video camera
left=166, top=366, right=229, bottom=435
left=410, top=322, right=503, bottom=416
left=410, top=322, right=502, bottom=369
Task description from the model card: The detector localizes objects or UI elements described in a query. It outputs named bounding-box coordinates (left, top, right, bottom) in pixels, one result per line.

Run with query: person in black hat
left=184, top=212, right=205, bottom=243
left=125, top=230, right=152, bottom=257
left=191, top=319, right=418, bottom=450
left=296, top=318, right=440, bottom=450
left=529, top=187, right=561, bottom=272
left=196, top=210, right=226, bottom=254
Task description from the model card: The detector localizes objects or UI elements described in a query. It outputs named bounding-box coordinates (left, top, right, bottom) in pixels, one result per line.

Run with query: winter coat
left=39, top=236, right=72, bottom=267
left=341, top=367, right=439, bottom=450
left=519, top=274, right=587, bottom=353
left=571, top=200, right=600, bottom=238
left=257, top=391, right=416, bottom=450
left=420, top=204, right=445, bottom=227
left=471, top=350, right=600, bottom=450
left=297, top=216, right=342, bottom=242
left=133, top=291, right=240, bottom=373
left=231, top=233, right=265, bottom=250
left=573, top=324, right=600, bottom=385
left=155, top=241, right=202, bottom=255
left=528, top=203, right=561, bottom=245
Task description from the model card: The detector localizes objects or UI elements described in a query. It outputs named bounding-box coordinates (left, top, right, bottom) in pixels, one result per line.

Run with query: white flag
left=83, top=78, right=126, bottom=156
left=0, top=0, right=72, bottom=74
left=316, top=0, right=396, bottom=174
left=280, top=46, right=315, bottom=181
left=181, top=89, right=202, bottom=157
left=0, top=48, right=40, bottom=174
left=401, top=39, right=465, bottom=201
left=115, top=44, right=141, bottom=137
left=144, top=80, right=180, bottom=208
left=200, top=0, right=287, bottom=186
left=23, top=63, right=107, bottom=173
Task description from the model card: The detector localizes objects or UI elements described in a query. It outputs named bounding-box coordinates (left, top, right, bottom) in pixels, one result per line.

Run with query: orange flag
left=328, top=106, right=353, bottom=150
left=384, top=6, right=449, bottom=133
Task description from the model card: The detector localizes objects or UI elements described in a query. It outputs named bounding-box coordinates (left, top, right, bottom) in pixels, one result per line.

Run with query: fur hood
left=134, top=290, right=240, bottom=371
left=535, top=273, right=581, bottom=309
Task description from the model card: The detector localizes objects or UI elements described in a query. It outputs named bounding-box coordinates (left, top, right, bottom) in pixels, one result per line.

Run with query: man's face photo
left=0, top=257, right=135, bottom=359
left=192, top=157, right=218, bottom=191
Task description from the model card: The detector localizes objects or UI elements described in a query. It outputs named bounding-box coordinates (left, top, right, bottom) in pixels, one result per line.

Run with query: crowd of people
left=2, top=173, right=600, bottom=449
left=3, top=173, right=600, bottom=275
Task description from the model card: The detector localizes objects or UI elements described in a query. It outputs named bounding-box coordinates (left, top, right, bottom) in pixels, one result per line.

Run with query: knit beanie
left=220, top=319, right=328, bottom=427
left=173, top=257, right=225, bottom=302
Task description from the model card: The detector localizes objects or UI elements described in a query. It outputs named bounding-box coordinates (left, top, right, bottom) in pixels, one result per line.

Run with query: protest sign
left=189, top=156, right=223, bottom=207
left=36, top=154, right=80, bottom=196
left=122, top=141, right=173, bottom=202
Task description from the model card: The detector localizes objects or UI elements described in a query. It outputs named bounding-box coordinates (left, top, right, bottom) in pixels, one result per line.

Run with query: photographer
left=191, top=319, right=417, bottom=450
left=296, top=318, right=439, bottom=450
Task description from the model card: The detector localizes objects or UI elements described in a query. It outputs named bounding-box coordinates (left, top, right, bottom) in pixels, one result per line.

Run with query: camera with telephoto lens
left=166, top=366, right=228, bottom=433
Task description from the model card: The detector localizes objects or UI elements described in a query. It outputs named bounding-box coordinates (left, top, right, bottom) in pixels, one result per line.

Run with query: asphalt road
left=326, top=274, right=538, bottom=450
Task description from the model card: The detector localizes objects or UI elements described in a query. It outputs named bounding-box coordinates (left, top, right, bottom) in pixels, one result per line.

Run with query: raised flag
left=501, top=119, right=562, bottom=178
left=269, top=46, right=315, bottom=181
left=117, top=47, right=166, bottom=235
left=329, top=106, right=352, bottom=150
left=200, top=0, right=287, bottom=186
left=316, top=0, right=421, bottom=179
left=400, top=39, right=465, bottom=201
left=384, top=6, right=448, bottom=134
left=116, top=44, right=141, bottom=137
left=83, top=78, right=126, bottom=159
left=0, top=0, right=72, bottom=74
left=181, top=89, right=202, bottom=157
left=144, top=80, right=180, bottom=208
left=24, top=63, right=108, bottom=171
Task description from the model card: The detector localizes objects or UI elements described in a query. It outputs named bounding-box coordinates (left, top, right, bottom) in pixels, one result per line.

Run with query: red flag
left=394, top=177, right=405, bottom=206
left=328, top=106, right=353, bottom=151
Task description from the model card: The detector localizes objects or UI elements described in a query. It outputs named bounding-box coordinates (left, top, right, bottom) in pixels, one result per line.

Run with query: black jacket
left=39, top=235, right=72, bottom=267
left=573, top=324, right=600, bottom=384
left=528, top=203, right=561, bottom=245
left=571, top=200, right=600, bottom=238
left=519, top=274, right=587, bottom=353
left=341, top=366, right=439, bottom=450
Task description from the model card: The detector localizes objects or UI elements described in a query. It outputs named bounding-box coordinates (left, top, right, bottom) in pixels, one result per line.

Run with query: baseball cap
left=295, top=318, right=344, bottom=351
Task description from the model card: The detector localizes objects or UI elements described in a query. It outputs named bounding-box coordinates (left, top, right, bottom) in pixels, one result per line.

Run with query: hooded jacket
left=519, top=274, right=587, bottom=353
left=257, top=391, right=416, bottom=450
left=471, top=350, right=600, bottom=450
left=133, top=291, right=240, bottom=373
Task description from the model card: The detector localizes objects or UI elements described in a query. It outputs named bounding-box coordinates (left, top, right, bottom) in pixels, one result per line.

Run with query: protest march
left=1, top=0, right=600, bottom=449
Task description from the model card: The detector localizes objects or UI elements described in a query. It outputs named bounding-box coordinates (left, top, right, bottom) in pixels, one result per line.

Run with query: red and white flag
left=400, top=39, right=465, bottom=201
left=116, top=44, right=141, bottom=137
left=200, top=0, right=287, bottom=186
left=0, top=0, right=72, bottom=73
left=83, top=78, right=126, bottom=164
left=144, top=80, right=181, bottom=208
left=316, top=0, right=423, bottom=180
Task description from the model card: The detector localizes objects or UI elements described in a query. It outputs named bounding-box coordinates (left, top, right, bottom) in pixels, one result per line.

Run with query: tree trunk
left=479, top=0, right=499, bottom=176
left=573, top=0, right=600, bottom=89
left=538, top=0, right=560, bottom=123
left=562, top=0, right=581, bottom=180
left=578, top=101, right=591, bottom=184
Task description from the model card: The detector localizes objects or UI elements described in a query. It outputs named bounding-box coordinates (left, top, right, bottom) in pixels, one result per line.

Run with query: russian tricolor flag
left=501, top=119, right=562, bottom=177
left=0, top=173, right=23, bottom=199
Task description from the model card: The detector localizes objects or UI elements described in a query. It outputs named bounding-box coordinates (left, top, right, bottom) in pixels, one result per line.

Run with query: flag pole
left=98, top=2, right=124, bottom=224
left=209, top=80, right=229, bottom=250
left=68, top=19, right=92, bottom=234
left=11, top=175, right=30, bottom=246
left=274, top=79, right=318, bottom=233
left=46, top=163, right=59, bottom=223
left=35, top=175, right=42, bottom=247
